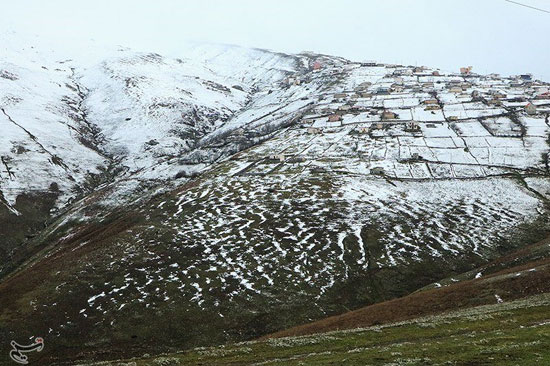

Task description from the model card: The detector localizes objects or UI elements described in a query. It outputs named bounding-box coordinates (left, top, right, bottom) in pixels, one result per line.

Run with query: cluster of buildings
left=251, top=59, right=550, bottom=179
left=295, top=62, right=549, bottom=135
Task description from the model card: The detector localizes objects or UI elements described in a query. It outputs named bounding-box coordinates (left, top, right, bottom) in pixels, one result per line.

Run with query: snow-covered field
left=97, top=173, right=540, bottom=309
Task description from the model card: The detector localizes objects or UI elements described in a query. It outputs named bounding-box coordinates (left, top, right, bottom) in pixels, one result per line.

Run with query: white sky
left=2, top=0, right=550, bottom=80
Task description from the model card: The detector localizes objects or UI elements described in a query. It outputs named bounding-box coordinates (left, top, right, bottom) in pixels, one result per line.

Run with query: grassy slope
left=66, top=237, right=550, bottom=366
left=77, top=293, right=550, bottom=366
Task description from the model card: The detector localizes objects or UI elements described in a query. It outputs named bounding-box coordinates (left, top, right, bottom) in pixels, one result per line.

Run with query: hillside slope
left=267, top=235, right=550, bottom=339
left=76, top=295, right=550, bottom=365
left=1, top=32, right=550, bottom=364
left=72, top=238, right=550, bottom=365
left=0, top=33, right=320, bottom=277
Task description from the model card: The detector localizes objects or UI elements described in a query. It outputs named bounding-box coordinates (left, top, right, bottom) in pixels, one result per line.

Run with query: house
left=535, top=92, right=550, bottom=100
left=525, top=103, right=537, bottom=115
left=334, top=93, right=347, bottom=99
left=286, top=77, right=301, bottom=86
left=312, top=61, right=322, bottom=71
left=471, top=90, right=483, bottom=102
left=397, top=68, right=413, bottom=76
left=269, top=154, right=286, bottom=162
left=288, top=156, right=306, bottom=163
left=338, top=105, right=352, bottom=112
left=391, top=84, right=404, bottom=93
left=448, top=116, right=459, bottom=121
left=307, top=127, right=322, bottom=134
left=376, top=87, right=391, bottom=95
left=460, top=66, right=473, bottom=75
left=422, top=99, right=439, bottom=105
left=381, top=110, right=397, bottom=120
left=425, top=105, right=441, bottom=111
left=449, top=87, right=463, bottom=93
left=411, top=153, right=421, bottom=160
left=432, top=70, right=441, bottom=76
left=520, top=74, right=532, bottom=81
left=328, top=114, right=342, bottom=122
left=355, top=81, right=372, bottom=91
left=310, top=166, right=327, bottom=174
left=362, top=61, right=378, bottom=67
left=371, top=167, right=385, bottom=175
left=406, top=122, right=420, bottom=131
left=358, top=127, right=370, bottom=134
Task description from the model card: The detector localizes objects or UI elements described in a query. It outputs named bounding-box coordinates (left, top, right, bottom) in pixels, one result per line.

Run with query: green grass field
left=80, top=293, right=550, bottom=366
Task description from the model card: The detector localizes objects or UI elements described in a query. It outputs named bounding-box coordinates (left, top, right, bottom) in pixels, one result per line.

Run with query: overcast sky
left=2, top=0, right=550, bottom=80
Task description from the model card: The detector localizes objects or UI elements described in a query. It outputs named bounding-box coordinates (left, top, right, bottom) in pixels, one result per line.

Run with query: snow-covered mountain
left=0, top=33, right=309, bottom=208
left=0, top=32, right=106, bottom=208
left=1, top=31, right=550, bottom=364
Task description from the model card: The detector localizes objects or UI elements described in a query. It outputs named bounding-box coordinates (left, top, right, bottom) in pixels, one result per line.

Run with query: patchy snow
left=2, top=30, right=550, bottom=326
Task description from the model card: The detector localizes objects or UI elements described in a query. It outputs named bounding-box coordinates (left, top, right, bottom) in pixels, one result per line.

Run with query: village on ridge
left=237, top=58, right=550, bottom=181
